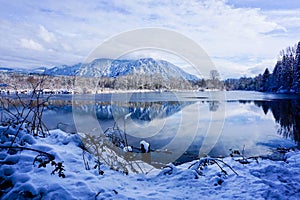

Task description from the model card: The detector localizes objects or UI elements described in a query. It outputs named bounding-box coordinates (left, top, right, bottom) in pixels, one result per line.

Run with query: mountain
left=44, top=58, right=199, bottom=81
left=0, top=66, right=47, bottom=74
left=44, top=63, right=82, bottom=76
left=31, top=67, right=47, bottom=74
left=0, top=67, right=14, bottom=72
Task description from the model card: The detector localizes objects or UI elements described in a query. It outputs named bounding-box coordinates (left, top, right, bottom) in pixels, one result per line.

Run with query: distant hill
left=44, top=58, right=199, bottom=81
left=0, top=66, right=47, bottom=74
left=0, top=58, right=201, bottom=92
left=0, top=67, right=14, bottom=72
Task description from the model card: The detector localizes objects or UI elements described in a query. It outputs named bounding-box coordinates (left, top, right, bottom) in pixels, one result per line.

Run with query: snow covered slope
left=45, top=58, right=199, bottom=81
left=44, top=63, right=82, bottom=76
left=1, top=128, right=300, bottom=199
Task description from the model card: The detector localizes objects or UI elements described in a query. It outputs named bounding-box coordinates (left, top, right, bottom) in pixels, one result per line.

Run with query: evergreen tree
left=279, top=54, right=294, bottom=91
left=271, top=61, right=282, bottom=91
left=261, top=68, right=270, bottom=91
left=225, top=41, right=300, bottom=94
left=292, top=42, right=300, bottom=93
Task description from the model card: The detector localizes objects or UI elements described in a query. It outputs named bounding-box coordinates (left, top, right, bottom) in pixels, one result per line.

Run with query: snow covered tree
left=279, top=54, right=294, bottom=92
left=225, top=41, right=300, bottom=93
left=261, top=68, right=271, bottom=91
left=209, top=70, right=222, bottom=89
left=271, top=61, right=282, bottom=91
left=292, top=42, right=300, bottom=93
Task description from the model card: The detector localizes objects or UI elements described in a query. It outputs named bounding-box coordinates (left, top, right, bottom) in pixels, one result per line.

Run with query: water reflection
left=47, top=99, right=194, bottom=122
left=209, top=101, right=220, bottom=112
left=254, top=100, right=300, bottom=144
left=41, top=92, right=300, bottom=167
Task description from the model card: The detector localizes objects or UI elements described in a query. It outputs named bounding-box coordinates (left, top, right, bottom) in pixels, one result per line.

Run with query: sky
left=0, top=0, right=300, bottom=78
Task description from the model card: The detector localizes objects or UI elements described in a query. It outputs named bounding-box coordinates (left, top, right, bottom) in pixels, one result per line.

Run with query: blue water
left=43, top=91, right=300, bottom=166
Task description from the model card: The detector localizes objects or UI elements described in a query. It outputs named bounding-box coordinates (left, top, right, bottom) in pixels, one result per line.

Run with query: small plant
left=0, top=76, right=51, bottom=148
left=80, top=132, right=151, bottom=175
left=93, top=160, right=104, bottom=175
left=51, top=161, right=66, bottom=178
left=0, top=76, right=66, bottom=178
left=82, top=149, right=90, bottom=170
left=229, top=145, right=250, bottom=164
left=33, top=153, right=54, bottom=168
left=229, top=146, right=259, bottom=164
left=229, top=149, right=241, bottom=157
left=160, top=164, right=177, bottom=176
left=0, top=146, right=64, bottom=177
left=189, top=157, right=238, bottom=176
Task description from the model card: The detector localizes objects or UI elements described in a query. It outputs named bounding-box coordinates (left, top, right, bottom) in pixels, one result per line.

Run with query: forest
left=225, top=41, right=300, bottom=94
left=0, top=69, right=221, bottom=93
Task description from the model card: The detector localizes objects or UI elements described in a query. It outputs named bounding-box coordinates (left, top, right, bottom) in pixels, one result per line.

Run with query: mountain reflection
left=95, top=101, right=194, bottom=121
left=254, top=100, right=300, bottom=144
left=47, top=100, right=195, bottom=121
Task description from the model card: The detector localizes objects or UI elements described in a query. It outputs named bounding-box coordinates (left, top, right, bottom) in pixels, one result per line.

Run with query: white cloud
left=212, top=58, right=249, bottom=78
left=19, top=38, right=44, bottom=51
left=212, top=57, right=279, bottom=79
left=0, top=0, right=299, bottom=77
left=61, top=43, right=72, bottom=51
left=247, top=58, right=278, bottom=75
left=38, top=25, right=56, bottom=43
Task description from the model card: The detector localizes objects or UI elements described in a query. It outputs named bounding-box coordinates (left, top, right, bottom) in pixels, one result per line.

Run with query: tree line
left=0, top=68, right=225, bottom=93
left=225, top=41, right=300, bottom=94
left=0, top=72, right=198, bottom=93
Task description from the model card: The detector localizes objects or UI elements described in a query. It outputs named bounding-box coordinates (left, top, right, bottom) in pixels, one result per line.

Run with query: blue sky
left=0, top=0, right=300, bottom=78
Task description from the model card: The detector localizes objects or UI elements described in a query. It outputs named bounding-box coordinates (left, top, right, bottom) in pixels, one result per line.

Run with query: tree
left=261, top=68, right=270, bottom=91
left=224, top=41, right=300, bottom=94
left=210, top=70, right=220, bottom=81
left=279, top=54, right=294, bottom=91
left=292, top=42, right=300, bottom=93
left=271, top=61, right=282, bottom=91
left=209, top=70, right=220, bottom=89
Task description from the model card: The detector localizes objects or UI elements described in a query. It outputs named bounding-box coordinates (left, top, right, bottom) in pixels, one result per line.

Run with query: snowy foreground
left=1, top=129, right=300, bottom=200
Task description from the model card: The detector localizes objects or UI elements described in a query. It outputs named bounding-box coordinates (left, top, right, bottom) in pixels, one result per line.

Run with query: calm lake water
left=43, top=91, right=300, bottom=166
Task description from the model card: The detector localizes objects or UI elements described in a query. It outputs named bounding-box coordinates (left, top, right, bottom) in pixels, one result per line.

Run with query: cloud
left=19, top=38, right=44, bottom=51
left=247, top=58, right=278, bottom=75
left=38, top=25, right=56, bottom=43
left=227, top=0, right=300, bottom=10
left=0, top=0, right=299, bottom=77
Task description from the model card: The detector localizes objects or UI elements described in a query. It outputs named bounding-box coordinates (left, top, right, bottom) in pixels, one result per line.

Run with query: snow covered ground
left=1, top=128, right=300, bottom=199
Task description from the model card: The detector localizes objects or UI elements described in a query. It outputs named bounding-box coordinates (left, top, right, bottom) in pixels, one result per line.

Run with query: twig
left=0, top=145, right=55, bottom=161
left=215, top=158, right=239, bottom=176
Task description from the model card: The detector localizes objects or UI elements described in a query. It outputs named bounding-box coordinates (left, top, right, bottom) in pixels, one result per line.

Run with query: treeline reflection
left=254, top=100, right=300, bottom=144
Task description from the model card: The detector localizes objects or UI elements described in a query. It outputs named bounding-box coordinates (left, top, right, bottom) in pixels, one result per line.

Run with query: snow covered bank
left=1, top=129, right=300, bottom=199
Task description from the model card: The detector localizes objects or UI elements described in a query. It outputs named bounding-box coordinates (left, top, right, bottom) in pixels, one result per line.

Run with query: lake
left=42, top=91, right=300, bottom=167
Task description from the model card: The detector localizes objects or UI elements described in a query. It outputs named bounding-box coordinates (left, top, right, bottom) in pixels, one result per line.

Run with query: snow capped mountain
left=31, top=67, right=47, bottom=74
left=44, top=63, right=82, bottom=76
left=1, top=58, right=199, bottom=81
left=44, top=58, right=199, bottom=81
left=0, top=66, right=47, bottom=74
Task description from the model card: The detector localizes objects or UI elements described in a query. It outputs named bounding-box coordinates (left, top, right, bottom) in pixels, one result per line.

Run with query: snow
left=1, top=128, right=300, bottom=199
left=123, top=146, right=133, bottom=152
left=44, top=58, right=199, bottom=81
left=140, top=140, right=150, bottom=153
